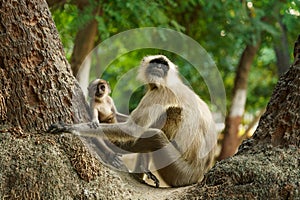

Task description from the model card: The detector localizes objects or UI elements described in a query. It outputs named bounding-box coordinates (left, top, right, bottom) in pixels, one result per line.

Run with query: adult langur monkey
left=49, top=55, right=217, bottom=188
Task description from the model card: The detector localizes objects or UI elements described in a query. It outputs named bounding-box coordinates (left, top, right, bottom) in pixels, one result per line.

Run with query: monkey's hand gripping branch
left=48, top=122, right=161, bottom=187
left=48, top=121, right=108, bottom=137
left=47, top=122, right=127, bottom=170
left=48, top=121, right=104, bottom=135
left=48, top=122, right=77, bottom=134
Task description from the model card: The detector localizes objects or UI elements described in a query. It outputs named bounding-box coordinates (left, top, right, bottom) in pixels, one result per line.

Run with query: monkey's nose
left=157, top=64, right=163, bottom=69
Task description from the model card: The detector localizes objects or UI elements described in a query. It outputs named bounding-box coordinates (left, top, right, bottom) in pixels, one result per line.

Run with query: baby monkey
left=88, top=79, right=128, bottom=123
left=88, top=79, right=117, bottom=124
left=87, top=79, right=123, bottom=168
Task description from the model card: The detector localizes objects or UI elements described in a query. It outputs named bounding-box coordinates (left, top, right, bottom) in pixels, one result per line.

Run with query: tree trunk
left=274, top=20, right=290, bottom=77
left=218, top=42, right=260, bottom=160
left=0, top=1, right=134, bottom=199
left=70, top=3, right=99, bottom=76
left=253, top=36, right=300, bottom=147
left=77, top=54, right=92, bottom=97
left=0, top=0, right=89, bottom=132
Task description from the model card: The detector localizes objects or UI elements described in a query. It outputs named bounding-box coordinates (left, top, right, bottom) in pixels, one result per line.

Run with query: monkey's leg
left=150, top=140, right=207, bottom=187
left=154, top=156, right=204, bottom=187
left=131, top=153, right=160, bottom=188
left=48, top=122, right=181, bottom=186
left=128, top=130, right=181, bottom=188
left=87, top=137, right=124, bottom=169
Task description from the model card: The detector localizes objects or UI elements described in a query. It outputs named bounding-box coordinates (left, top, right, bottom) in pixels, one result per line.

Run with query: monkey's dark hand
left=47, top=123, right=73, bottom=134
left=88, top=121, right=100, bottom=129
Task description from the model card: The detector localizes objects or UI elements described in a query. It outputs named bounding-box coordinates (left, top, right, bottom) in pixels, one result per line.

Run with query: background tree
left=49, top=0, right=180, bottom=96
left=0, top=0, right=299, bottom=199
left=217, top=0, right=300, bottom=159
left=177, top=35, right=300, bottom=199
left=218, top=42, right=260, bottom=160
left=49, top=0, right=299, bottom=109
left=48, top=0, right=300, bottom=161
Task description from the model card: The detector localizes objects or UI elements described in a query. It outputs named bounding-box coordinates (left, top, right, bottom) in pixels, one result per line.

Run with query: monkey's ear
left=87, top=89, right=94, bottom=98
left=87, top=85, right=93, bottom=97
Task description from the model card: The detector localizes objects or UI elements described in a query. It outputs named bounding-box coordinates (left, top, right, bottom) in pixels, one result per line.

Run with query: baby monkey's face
left=95, top=80, right=110, bottom=98
left=88, top=79, right=111, bottom=99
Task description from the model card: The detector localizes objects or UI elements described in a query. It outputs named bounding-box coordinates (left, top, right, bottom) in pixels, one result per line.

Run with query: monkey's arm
left=108, top=98, right=129, bottom=123
left=116, top=112, right=129, bottom=122
left=89, top=101, right=99, bottom=122
left=48, top=121, right=144, bottom=141
left=49, top=106, right=181, bottom=141
left=92, top=109, right=99, bottom=122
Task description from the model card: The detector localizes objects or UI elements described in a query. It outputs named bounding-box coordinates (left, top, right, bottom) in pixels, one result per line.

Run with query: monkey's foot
left=105, top=153, right=127, bottom=171
left=145, top=171, right=160, bottom=188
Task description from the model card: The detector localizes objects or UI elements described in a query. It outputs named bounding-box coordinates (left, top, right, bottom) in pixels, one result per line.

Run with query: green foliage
left=247, top=46, right=277, bottom=113
left=95, top=0, right=181, bottom=41
left=50, top=0, right=300, bottom=115
left=51, top=4, right=78, bottom=59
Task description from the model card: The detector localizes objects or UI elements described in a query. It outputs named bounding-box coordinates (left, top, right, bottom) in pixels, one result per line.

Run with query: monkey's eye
left=149, top=57, right=168, bottom=66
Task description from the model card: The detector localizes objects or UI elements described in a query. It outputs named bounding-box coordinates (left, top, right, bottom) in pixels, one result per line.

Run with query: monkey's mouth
left=95, top=91, right=104, bottom=97
left=147, top=68, right=164, bottom=78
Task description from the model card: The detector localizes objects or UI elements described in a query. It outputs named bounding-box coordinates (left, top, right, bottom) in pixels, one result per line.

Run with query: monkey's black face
left=146, top=57, right=169, bottom=78
left=95, top=83, right=107, bottom=98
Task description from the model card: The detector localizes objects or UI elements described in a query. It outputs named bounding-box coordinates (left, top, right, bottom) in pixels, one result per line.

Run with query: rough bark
left=218, top=42, right=260, bottom=160
left=0, top=1, right=133, bottom=199
left=0, top=0, right=89, bottom=132
left=252, top=36, right=300, bottom=147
